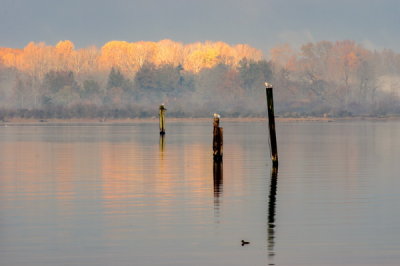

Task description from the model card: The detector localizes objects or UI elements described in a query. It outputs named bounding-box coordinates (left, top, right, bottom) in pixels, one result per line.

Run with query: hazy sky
left=1, top=0, right=400, bottom=54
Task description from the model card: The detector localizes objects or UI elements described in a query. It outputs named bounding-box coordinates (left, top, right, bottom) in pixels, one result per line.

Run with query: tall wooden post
left=159, top=104, right=166, bottom=135
left=265, top=82, right=278, bottom=167
left=213, top=113, right=223, bottom=162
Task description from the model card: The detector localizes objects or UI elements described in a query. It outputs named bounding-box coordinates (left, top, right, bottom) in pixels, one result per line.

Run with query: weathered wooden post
left=159, top=104, right=166, bottom=135
left=265, top=82, right=278, bottom=167
left=213, top=113, right=223, bottom=162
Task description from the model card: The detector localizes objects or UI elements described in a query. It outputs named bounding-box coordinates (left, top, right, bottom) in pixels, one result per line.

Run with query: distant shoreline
left=2, top=116, right=400, bottom=125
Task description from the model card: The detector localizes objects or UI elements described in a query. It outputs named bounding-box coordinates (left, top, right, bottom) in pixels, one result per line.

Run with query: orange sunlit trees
left=55, top=40, right=74, bottom=71
left=154, top=39, right=184, bottom=66
left=0, top=39, right=263, bottom=79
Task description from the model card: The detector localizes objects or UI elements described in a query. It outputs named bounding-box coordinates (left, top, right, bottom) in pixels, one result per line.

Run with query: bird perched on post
left=265, top=82, right=273, bottom=88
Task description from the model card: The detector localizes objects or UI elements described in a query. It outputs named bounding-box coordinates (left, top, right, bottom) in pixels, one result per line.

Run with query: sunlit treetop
left=0, top=39, right=264, bottom=76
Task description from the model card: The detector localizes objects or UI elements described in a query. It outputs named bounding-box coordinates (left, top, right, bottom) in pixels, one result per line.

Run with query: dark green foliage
left=135, top=63, right=184, bottom=97
left=180, top=72, right=195, bottom=92
left=134, top=63, right=156, bottom=92
left=107, top=67, right=130, bottom=91
left=42, top=71, right=80, bottom=106
left=238, top=59, right=272, bottom=91
left=43, top=71, right=79, bottom=93
left=82, top=79, right=101, bottom=99
left=156, top=64, right=183, bottom=96
left=104, top=68, right=133, bottom=106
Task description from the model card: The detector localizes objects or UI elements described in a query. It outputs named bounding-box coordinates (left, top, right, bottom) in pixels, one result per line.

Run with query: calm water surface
left=1, top=120, right=400, bottom=265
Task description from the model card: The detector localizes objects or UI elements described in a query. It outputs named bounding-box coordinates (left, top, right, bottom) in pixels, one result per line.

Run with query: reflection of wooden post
left=213, top=113, right=223, bottom=162
left=268, top=166, right=278, bottom=259
left=159, top=104, right=166, bottom=135
left=159, top=134, right=165, bottom=152
left=213, top=161, right=223, bottom=198
left=159, top=134, right=165, bottom=161
left=265, top=83, right=278, bottom=167
left=213, top=160, right=223, bottom=212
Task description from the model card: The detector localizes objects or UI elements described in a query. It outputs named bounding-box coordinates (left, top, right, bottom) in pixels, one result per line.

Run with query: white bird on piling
left=265, top=82, right=273, bottom=88
left=213, top=113, right=220, bottom=119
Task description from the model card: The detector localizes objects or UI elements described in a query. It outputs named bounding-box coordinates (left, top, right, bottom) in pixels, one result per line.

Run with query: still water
left=1, top=120, right=400, bottom=265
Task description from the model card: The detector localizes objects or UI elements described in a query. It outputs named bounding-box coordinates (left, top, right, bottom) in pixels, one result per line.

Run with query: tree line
left=0, top=39, right=400, bottom=120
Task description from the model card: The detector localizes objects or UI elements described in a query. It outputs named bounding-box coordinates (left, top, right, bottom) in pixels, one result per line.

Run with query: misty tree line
left=0, top=59, right=272, bottom=119
left=1, top=40, right=400, bottom=119
left=270, top=41, right=400, bottom=116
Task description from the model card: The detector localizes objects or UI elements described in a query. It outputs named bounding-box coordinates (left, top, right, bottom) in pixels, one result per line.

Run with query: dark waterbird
left=241, top=240, right=250, bottom=246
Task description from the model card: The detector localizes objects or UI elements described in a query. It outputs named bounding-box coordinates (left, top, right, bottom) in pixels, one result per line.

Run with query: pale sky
left=1, top=0, right=400, bottom=54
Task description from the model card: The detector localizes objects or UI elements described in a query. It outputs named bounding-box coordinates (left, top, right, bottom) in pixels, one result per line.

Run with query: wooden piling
left=159, top=104, right=166, bottom=135
left=265, top=83, right=278, bottom=167
left=213, top=113, right=223, bottom=162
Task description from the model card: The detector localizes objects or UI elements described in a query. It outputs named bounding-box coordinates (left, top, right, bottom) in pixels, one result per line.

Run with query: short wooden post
left=159, top=104, right=166, bottom=135
left=213, top=113, right=223, bottom=162
left=265, top=82, right=278, bottom=167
